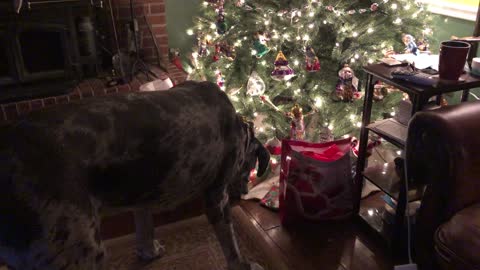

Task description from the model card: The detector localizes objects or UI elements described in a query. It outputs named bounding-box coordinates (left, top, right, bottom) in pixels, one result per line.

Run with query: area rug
left=105, top=206, right=287, bottom=270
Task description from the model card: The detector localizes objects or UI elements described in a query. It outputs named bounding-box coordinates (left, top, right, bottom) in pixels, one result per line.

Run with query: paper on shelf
left=391, top=54, right=439, bottom=70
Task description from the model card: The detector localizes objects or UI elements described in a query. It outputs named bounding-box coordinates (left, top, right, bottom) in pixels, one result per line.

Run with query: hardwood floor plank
left=239, top=200, right=281, bottom=231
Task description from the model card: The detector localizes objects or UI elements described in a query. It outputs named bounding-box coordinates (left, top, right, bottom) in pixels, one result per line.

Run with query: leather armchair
left=406, top=100, right=480, bottom=270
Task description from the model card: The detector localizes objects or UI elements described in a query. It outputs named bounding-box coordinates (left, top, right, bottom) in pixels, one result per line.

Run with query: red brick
left=151, top=25, right=166, bottom=35
left=146, top=15, right=166, bottom=25
left=30, top=99, right=44, bottom=111
left=149, top=3, right=165, bottom=14
left=105, top=87, right=118, bottom=95
left=69, top=92, right=81, bottom=101
left=117, top=84, right=132, bottom=93
left=43, top=98, right=56, bottom=107
left=93, top=87, right=106, bottom=97
left=56, top=95, right=69, bottom=105
left=129, top=78, right=142, bottom=91
left=3, top=104, right=18, bottom=121
left=17, top=101, right=31, bottom=115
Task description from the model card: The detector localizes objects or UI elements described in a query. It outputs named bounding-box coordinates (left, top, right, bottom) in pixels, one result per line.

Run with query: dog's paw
left=229, top=261, right=264, bottom=270
left=136, top=239, right=165, bottom=261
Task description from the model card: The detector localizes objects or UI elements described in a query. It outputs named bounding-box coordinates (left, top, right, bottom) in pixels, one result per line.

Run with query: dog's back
left=0, top=81, right=244, bottom=249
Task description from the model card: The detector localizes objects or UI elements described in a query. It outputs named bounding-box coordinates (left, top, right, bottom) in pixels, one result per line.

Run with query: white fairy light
left=251, top=49, right=258, bottom=56
left=309, top=11, right=315, bottom=17
left=186, top=29, right=194, bottom=35
left=368, top=28, right=374, bottom=33
left=328, top=124, right=334, bottom=130
left=294, top=89, right=301, bottom=94
left=243, top=36, right=248, bottom=40
left=352, top=32, right=358, bottom=37
left=230, top=96, right=239, bottom=102
left=368, top=59, right=374, bottom=64
left=349, top=114, right=356, bottom=120
left=323, top=20, right=327, bottom=24
left=356, top=122, right=362, bottom=127
left=394, top=18, right=402, bottom=24
left=296, top=36, right=301, bottom=40
left=203, top=1, right=209, bottom=6
left=283, top=33, right=290, bottom=40
left=350, top=58, right=356, bottom=63
left=396, top=150, right=402, bottom=155
left=335, top=43, right=340, bottom=47
left=294, top=59, right=300, bottom=66
left=391, top=111, right=396, bottom=116
left=253, top=112, right=258, bottom=117
left=273, top=33, right=279, bottom=39
left=309, top=24, right=314, bottom=29
left=286, top=82, right=292, bottom=87
left=355, top=54, right=359, bottom=59
left=210, top=23, right=216, bottom=29
left=297, top=11, right=302, bottom=17
left=315, top=97, right=323, bottom=107
left=391, top=3, right=397, bottom=9
left=261, top=60, right=267, bottom=66
left=206, top=34, right=212, bottom=40
left=259, top=127, right=265, bottom=132
left=404, top=4, right=411, bottom=10
left=265, top=20, right=270, bottom=25
left=271, top=157, right=278, bottom=164
left=303, top=34, right=310, bottom=41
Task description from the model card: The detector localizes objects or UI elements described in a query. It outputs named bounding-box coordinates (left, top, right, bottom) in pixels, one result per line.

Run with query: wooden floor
left=238, top=200, right=393, bottom=270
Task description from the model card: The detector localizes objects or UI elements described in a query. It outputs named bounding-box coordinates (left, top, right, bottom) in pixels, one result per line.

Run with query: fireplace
left=0, top=1, right=99, bottom=103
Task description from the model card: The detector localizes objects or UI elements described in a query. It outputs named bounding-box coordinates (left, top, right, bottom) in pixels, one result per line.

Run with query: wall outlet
left=394, top=264, right=418, bottom=270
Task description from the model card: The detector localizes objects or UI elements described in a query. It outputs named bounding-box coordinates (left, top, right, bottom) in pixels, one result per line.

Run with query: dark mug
left=438, top=40, right=470, bottom=81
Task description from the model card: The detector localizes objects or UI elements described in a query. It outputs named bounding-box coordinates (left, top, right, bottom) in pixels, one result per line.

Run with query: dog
left=0, top=81, right=270, bottom=270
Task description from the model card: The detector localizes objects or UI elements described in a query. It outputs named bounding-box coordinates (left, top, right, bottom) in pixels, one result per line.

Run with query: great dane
left=0, top=81, right=269, bottom=270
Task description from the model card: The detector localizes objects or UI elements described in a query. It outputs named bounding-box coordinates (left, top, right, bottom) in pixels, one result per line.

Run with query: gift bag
left=279, top=138, right=353, bottom=225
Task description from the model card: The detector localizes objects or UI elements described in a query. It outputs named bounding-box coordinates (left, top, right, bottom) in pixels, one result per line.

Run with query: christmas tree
left=187, top=0, right=433, bottom=143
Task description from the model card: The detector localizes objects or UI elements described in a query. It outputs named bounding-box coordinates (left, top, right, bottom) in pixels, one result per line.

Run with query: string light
left=391, top=3, right=397, bottom=9
left=309, top=24, right=314, bottom=29
left=368, top=28, right=374, bottom=33
left=186, top=29, right=194, bottom=35
left=309, top=11, right=315, bottom=17
left=251, top=49, right=257, bottom=55
left=352, top=32, right=358, bottom=37
left=294, top=59, right=300, bottom=66
left=202, top=1, right=208, bottom=6
left=394, top=18, right=402, bottom=24
left=315, top=97, right=323, bottom=108
left=323, top=20, right=327, bottom=24
left=259, top=127, right=265, bottom=132
left=210, top=23, right=216, bottom=29
left=303, top=34, right=310, bottom=41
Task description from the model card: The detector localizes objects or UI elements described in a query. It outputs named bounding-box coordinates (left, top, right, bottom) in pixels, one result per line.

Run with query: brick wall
left=111, top=0, right=187, bottom=84
left=0, top=0, right=188, bottom=122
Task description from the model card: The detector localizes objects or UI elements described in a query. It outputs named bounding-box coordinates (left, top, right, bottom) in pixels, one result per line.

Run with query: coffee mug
left=438, top=40, right=470, bottom=81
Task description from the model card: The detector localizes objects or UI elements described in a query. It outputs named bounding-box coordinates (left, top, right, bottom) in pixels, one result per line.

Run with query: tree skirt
left=105, top=206, right=287, bottom=270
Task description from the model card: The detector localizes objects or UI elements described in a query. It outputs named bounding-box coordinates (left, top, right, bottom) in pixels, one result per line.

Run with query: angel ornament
left=286, top=104, right=316, bottom=140
left=333, top=64, right=360, bottom=102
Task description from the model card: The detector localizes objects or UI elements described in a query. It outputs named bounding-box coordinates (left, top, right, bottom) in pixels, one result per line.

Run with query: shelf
left=367, top=118, right=407, bottom=148
left=359, top=194, right=392, bottom=242
left=363, top=161, right=425, bottom=202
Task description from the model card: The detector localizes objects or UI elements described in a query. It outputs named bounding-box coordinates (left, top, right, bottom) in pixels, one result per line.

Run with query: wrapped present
left=279, top=138, right=353, bottom=225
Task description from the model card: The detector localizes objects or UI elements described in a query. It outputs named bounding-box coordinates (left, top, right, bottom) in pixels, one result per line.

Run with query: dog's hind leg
left=133, top=208, right=165, bottom=260
left=205, top=187, right=264, bottom=270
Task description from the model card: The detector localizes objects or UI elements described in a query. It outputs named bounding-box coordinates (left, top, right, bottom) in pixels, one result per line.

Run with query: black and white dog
left=0, top=81, right=269, bottom=270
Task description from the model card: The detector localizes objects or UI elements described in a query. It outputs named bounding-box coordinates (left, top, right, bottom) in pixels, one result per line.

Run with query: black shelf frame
left=354, top=63, right=480, bottom=253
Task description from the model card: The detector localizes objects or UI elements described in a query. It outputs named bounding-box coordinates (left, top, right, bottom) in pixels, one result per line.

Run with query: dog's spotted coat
left=0, top=81, right=269, bottom=270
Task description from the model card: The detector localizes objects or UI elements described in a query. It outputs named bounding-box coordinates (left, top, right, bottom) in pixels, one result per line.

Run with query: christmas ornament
left=305, top=46, right=320, bottom=72
left=260, top=95, right=280, bottom=111
left=370, top=3, right=379, bottom=11
left=219, top=42, right=235, bottom=60
left=373, top=83, right=385, bottom=101
left=286, top=104, right=305, bottom=140
left=351, top=136, right=381, bottom=157
left=235, top=0, right=245, bottom=7
left=318, top=127, right=334, bottom=143
left=265, top=137, right=282, bottom=155
left=169, top=48, right=186, bottom=73
left=417, top=36, right=430, bottom=52
left=402, top=34, right=418, bottom=55
left=216, top=13, right=228, bottom=34
left=215, top=70, right=225, bottom=90
left=271, top=51, right=295, bottom=81
left=333, top=64, right=360, bottom=102
left=213, top=44, right=221, bottom=62
left=246, top=71, right=266, bottom=96
left=197, top=32, right=210, bottom=57
left=253, top=31, right=270, bottom=58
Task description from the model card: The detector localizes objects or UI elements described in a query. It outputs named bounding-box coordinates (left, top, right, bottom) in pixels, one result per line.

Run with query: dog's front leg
left=133, top=208, right=165, bottom=260
left=206, top=188, right=263, bottom=270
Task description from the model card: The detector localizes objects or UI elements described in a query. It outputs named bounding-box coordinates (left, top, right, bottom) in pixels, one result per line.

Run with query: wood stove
left=0, top=1, right=100, bottom=103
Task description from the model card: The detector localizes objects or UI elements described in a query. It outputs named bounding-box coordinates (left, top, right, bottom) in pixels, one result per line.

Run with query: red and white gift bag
left=279, top=138, right=353, bottom=225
